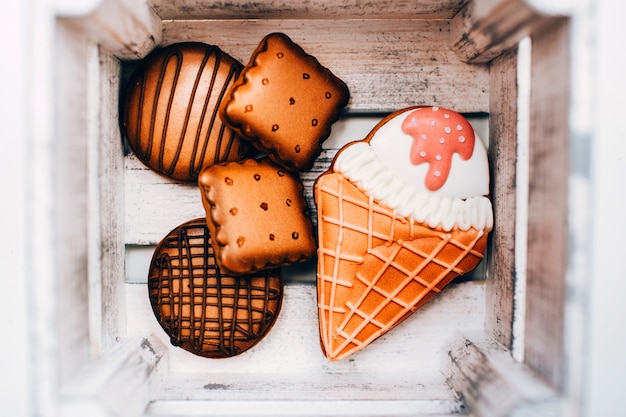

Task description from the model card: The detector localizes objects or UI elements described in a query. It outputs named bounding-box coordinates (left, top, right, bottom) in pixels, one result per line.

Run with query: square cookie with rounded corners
left=199, top=157, right=316, bottom=275
left=219, top=32, right=350, bottom=172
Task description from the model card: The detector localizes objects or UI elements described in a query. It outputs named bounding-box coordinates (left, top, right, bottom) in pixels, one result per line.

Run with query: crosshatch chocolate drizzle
left=126, top=43, right=249, bottom=181
left=148, top=218, right=283, bottom=358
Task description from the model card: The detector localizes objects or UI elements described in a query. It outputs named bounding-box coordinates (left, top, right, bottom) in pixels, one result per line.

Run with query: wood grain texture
left=159, top=19, right=490, bottom=113
left=55, top=23, right=91, bottom=383
left=61, top=0, right=162, bottom=59
left=96, top=47, right=127, bottom=354
left=525, top=19, right=570, bottom=391
left=59, top=336, right=167, bottom=417
left=126, top=282, right=484, bottom=396
left=450, top=0, right=560, bottom=64
left=22, top=0, right=590, bottom=415
left=123, top=145, right=334, bottom=246
left=146, top=399, right=466, bottom=416
left=446, top=334, right=561, bottom=417
left=484, top=48, right=517, bottom=349
left=124, top=153, right=206, bottom=245
left=149, top=0, right=468, bottom=20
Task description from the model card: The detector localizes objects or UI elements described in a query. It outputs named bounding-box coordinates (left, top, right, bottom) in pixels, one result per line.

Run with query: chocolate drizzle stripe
left=154, top=50, right=183, bottom=174
left=149, top=220, right=283, bottom=357
left=185, top=227, right=200, bottom=351
left=211, top=63, right=243, bottom=166
left=134, top=71, right=150, bottom=159
left=176, top=226, right=187, bottom=345
left=156, top=253, right=171, bottom=330
left=191, top=50, right=242, bottom=175
left=199, top=226, right=210, bottom=350
left=228, top=265, right=241, bottom=355
left=189, top=46, right=223, bottom=177
left=214, top=242, right=227, bottom=354
left=169, top=48, right=216, bottom=178
left=246, top=276, right=254, bottom=338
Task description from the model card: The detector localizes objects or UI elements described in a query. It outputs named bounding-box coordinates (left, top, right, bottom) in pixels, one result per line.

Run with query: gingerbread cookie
left=198, top=158, right=316, bottom=275
left=315, top=106, right=493, bottom=360
left=122, top=42, right=255, bottom=181
left=148, top=218, right=283, bottom=358
left=219, top=33, right=349, bottom=172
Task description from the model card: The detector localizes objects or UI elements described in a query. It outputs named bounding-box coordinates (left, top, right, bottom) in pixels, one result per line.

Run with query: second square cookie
left=219, top=33, right=350, bottom=172
left=199, top=158, right=316, bottom=275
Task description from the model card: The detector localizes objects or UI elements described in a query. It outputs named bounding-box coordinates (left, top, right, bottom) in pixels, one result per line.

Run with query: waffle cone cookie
left=315, top=107, right=493, bottom=361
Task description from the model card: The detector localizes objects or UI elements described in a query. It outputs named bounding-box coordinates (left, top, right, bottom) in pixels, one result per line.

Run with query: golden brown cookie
left=198, top=158, right=316, bottom=275
left=148, top=218, right=283, bottom=358
left=122, top=42, right=255, bottom=181
left=219, top=33, right=349, bottom=172
left=314, top=107, right=492, bottom=361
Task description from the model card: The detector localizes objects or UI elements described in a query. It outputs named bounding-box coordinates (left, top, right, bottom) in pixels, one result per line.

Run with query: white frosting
left=368, top=107, right=490, bottom=199
left=333, top=141, right=493, bottom=232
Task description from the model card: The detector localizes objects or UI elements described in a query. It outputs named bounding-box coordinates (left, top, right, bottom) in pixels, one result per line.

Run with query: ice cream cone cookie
left=315, top=106, right=493, bottom=361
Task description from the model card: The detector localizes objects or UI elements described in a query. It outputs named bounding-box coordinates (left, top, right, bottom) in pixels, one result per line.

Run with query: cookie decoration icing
left=121, top=42, right=255, bottom=181
left=219, top=32, right=350, bottom=172
left=401, top=107, right=475, bottom=191
left=148, top=218, right=283, bottom=358
left=315, top=106, right=493, bottom=361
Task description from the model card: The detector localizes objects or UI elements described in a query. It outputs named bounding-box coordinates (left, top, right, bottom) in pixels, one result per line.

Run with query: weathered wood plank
left=125, top=282, right=484, bottom=388
left=146, top=399, right=465, bottom=416
left=60, top=336, right=167, bottom=417
left=158, top=19, right=490, bottom=113
left=123, top=116, right=489, bottom=246
left=450, top=0, right=562, bottom=64
left=525, top=20, right=570, bottom=391
left=446, top=334, right=561, bottom=417
left=152, top=375, right=458, bottom=402
left=122, top=116, right=382, bottom=245
left=124, top=153, right=205, bottom=246
left=484, top=48, right=518, bottom=349
left=149, top=0, right=468, bottom=20
left=59, top=0, right=162, bottom=59
left=95, top=47, right=127, bottom=354
left=122, top=146, right=331, bottom=247
left=54, top=22, right=91, bottom=384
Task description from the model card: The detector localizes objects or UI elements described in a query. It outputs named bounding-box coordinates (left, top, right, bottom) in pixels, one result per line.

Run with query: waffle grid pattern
left=316, top=173, right=485, bottom=360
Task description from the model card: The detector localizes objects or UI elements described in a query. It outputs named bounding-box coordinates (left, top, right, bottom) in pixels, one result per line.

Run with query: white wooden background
left=124, top=113, right=489, bottom=415
left=3, top=0, right=626, bottom=416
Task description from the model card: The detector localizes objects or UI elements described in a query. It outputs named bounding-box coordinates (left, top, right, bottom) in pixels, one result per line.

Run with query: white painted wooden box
left=8, top=0, right=620, bottom=415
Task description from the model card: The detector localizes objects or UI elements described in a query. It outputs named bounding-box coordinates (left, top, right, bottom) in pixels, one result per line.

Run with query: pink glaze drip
left=401, top=107, right=475, bottom=191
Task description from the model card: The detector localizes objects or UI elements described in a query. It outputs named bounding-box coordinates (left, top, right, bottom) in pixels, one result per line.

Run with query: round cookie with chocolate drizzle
left=122, top=42, right=255, bottom=181
left=148, top=218, right=283, bottom=358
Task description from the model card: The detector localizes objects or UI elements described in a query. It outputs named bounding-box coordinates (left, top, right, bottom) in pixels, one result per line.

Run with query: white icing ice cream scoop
left=369, top=106, right=489, bottom=199
left=333, top=106, right=493, bottom=232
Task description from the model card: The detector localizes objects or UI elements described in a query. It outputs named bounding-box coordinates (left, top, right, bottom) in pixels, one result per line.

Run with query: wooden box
left=8, top=0, right=606, bottom=415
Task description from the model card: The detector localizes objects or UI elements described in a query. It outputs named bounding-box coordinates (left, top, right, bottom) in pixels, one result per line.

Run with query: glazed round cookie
left=148, top=218, right=283, bottom=358
left=122, top=42, right=254, bottom=181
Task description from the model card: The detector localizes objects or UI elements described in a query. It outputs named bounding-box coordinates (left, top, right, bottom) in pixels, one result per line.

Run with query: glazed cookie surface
left=315, top=107, right=493, bottom=361
left=148, top=218, right=283, bottom=358
left=199, top=158, right=316, bottom=275
left=122, top=42, right=254, bottom=181
left=220, top=33, right=349, bottom=172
